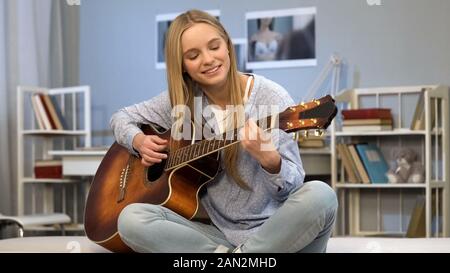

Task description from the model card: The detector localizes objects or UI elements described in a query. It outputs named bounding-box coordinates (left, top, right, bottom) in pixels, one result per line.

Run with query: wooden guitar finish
left=84, top=95, right=337, bottom=252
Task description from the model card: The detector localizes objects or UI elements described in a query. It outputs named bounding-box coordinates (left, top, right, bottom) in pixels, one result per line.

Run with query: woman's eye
left=210, top=46, right=220, bottom=50
left=187, top=54, right=198, bottom=60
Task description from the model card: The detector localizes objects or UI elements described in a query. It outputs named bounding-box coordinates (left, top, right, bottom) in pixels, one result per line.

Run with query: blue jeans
left=117, top=180, right=338, bottom=253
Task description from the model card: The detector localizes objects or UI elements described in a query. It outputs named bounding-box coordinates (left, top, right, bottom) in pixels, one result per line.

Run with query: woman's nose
left=203, top=51, right=214, bottom=65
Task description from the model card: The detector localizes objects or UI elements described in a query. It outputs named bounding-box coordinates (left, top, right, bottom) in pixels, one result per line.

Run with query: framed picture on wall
left=155, top=10, right=221, bottom=69
left=245, top=7, right=317, bottom=69
left=232, top=38, right=252, bottom=73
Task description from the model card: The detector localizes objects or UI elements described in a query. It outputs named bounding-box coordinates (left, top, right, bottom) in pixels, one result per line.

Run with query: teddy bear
left=386, top=148, right=425, bottom=183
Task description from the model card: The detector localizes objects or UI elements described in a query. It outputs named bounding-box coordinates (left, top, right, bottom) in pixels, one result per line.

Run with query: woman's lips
left=202, top=65, right=221, bottom=74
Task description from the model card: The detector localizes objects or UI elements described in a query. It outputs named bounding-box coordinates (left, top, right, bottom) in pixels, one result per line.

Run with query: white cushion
left=327, top=236, right=450, bottom=253
left=1, top=236, right=450, bottom=253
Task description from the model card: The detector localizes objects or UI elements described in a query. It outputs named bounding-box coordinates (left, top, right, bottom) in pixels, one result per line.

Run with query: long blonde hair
left=165, top=9, right=249, bottom=189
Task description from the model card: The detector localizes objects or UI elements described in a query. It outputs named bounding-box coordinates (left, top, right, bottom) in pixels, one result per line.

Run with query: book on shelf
left=30, top=93, right=68, bottom=130
left=343, top=118, right=393, bottom=126
left=406, top=196, right=426, bottom=237
left=49, top=95, right=69, bottom=130
left=298, top=139, right=325, bottom=148
left=32, top=94, right=53, bottom=130
left=347, top=144, right=371, bottom=184
left=410, top=89, right=425, bottom=130
left=341, top=124, right=393, bottom=132
left=336, top=143, right=359, bottom=183
left=38, top=94, right=58, bottom=130
left=341, top=108, right=393, bottom=132
left=298, top=133, right=325, bottom=148
left=355, top=144, right=389, bottom=183
left=341, top=108, right=392, bottom=120
left=41, top=94, right=64, bottom=130
left=30, top=95, right=45, bottom=130
left=34, top=159, right=63, bottom=179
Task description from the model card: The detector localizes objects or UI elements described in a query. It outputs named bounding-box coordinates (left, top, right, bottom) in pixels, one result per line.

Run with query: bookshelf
left=298, top=133, right=332, bottom=178
left=331, top=85, right=450, bottom=237
left=17, top=86, right=91, bottom=233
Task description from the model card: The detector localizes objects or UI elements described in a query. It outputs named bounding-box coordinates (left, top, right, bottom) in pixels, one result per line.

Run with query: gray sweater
left=110, top=74, right=305, bottom=246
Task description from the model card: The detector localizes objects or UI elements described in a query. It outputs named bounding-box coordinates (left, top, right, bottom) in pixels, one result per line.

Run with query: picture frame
left=245, top=7, right=317, bottom=69
left=155, top=10, right=221, bottom=69
left=232, top=38, right=251, bottom=73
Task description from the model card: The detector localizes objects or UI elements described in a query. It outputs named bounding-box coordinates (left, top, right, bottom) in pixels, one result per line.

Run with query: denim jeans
left=117, top=180, right=338, bottom=253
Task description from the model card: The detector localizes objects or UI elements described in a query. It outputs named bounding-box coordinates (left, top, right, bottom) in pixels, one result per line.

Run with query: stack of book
left=30, top=93, right=68, bottom=130
left=34, top=160, right=63, bottom=179
left=298, top=133, right=325, bottom=148
left=336, top=143, right=390, bottom=184
left=341, top=108, right=393, bottom=132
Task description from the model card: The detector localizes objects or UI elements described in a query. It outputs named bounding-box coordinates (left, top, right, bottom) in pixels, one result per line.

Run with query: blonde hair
left=165, top=9, right=249, bottom=189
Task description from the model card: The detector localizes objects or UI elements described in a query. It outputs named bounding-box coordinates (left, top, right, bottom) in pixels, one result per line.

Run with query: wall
left=79, top=0, right=450, bottom=145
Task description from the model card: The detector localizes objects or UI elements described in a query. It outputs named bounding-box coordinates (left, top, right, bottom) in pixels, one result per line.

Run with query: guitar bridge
left=117, top=163, right=131, bottom=202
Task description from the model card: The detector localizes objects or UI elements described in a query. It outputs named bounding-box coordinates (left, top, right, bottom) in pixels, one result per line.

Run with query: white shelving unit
left=16, top=86, right=91, bottom=232
left=331, top=85, right=450, bottom=237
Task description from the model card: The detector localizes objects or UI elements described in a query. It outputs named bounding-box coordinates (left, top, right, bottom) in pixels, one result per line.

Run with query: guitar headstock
left=279, top=95, right=338, bottom=133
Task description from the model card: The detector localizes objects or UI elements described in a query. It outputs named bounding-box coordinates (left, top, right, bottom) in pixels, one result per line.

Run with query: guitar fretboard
left=164, top=116, right=273, bottom=170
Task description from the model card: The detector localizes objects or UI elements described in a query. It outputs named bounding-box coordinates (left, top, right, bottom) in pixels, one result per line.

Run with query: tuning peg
left=314, top=129, right=324, bottom=137
left=303, top=130, right=309, bottom=138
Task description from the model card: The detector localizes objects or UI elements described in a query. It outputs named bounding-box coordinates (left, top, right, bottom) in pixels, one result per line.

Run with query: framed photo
left=245, top=7, right=317, bottom=69
left=155, top=10, right=221, bottom=69
left=232, top=38, right=252, bottom=73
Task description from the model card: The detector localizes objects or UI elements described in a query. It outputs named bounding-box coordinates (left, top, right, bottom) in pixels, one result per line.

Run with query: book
left=343, top=118, right=392, bottom=126
left=33, top=94, right=52, bottom=130
left=347, top=144, right=371, bottom=184
left=342, top=124, right=393, bottom=132
left=299, top=139, right=325, bottom=148
left=49, top=96, right=69, bottom=130
left=342, top=144, right=362, bottom=182
left=41, top=94, right=64, bottom=130
left=355, top=144, right=389, bottom=183
left=410, top=89, right=425, bottom=130
left=38, top=94, right=57, bottom=130
left=406, top=196, right=426, bottom=237
left=30, top=95, right=45, bottom=129
left=342, top=108, right=392, bottom=120
left=34, top=160, right=63, bottom=179
left=337, top=144, right=359, bottom=183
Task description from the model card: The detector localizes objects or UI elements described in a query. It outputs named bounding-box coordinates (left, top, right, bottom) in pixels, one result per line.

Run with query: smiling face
left=181, top=23, right=231, bottom=91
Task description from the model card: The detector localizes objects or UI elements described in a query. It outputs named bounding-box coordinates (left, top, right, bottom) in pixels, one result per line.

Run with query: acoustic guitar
left=84, top=95, right=337, bottom=252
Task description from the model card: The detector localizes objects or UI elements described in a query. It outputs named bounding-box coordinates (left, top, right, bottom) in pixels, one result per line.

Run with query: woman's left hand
left=239, top=119, right=281, bottom=174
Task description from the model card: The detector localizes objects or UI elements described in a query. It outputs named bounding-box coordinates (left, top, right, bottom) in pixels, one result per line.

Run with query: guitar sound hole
left=146, top=159, right=166, bottom=182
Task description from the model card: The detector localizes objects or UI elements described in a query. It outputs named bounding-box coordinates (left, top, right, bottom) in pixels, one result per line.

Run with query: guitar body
left=84, top=124, right=220, bottom=252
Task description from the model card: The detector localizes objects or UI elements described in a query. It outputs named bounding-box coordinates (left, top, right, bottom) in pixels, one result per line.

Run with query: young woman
left=110, top=9, right=337, bottom=253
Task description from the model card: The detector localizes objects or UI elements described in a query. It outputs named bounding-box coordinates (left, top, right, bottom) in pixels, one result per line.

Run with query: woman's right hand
left=132, top=133, right=168, bottom=166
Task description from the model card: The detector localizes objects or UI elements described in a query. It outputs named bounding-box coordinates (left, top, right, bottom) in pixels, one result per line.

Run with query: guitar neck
left=164, top=95, right=337, bottom=171
left=164, top=115, right=274, bottom=171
